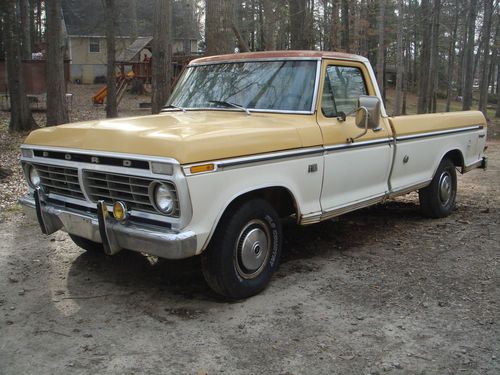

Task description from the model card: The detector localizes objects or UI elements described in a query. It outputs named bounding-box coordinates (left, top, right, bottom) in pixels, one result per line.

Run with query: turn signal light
left=190, top=164, right=215, bottom=174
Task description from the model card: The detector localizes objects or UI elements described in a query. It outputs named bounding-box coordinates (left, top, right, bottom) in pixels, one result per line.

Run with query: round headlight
left=153, top=183, right=175, bottom=214
left=29, top=165, right=41, bottom=187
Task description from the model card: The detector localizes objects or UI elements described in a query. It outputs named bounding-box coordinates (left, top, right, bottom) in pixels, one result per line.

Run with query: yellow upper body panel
left=389, top=111, right=487, bottom=136
left=24, top=111, right=324, bottom=164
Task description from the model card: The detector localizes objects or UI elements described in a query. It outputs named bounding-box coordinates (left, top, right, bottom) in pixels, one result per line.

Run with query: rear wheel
left=201, top=199, right=282, bottom=300
left=69, top=234, right=104, bottom=253
left=419, top=158, right=457, bottom=218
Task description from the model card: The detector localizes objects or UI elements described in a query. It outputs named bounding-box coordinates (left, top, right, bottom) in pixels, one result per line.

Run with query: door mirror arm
left=347, top=106, right=369, bottom=143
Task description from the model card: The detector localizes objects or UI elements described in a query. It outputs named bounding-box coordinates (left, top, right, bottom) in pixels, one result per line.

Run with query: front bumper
left=18, top=191, right=197, bottom=259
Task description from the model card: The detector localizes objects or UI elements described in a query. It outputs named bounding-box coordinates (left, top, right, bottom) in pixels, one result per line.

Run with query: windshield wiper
left=162, top=104, right=186, bottom=112
left=208, top=100, right=251, bottom=115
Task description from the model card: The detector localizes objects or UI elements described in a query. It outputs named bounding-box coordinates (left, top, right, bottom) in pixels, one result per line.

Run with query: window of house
left=89, top=39, right=100, bottom=53
left=321, top=65, right=367, bottom=117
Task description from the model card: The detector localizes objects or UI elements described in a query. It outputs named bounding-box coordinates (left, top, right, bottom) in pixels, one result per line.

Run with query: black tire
left=69, top=234, right=104, bottom=253
left=419, top=157, right=457, bottom=218
left=201, top=199, right=282, bottom=300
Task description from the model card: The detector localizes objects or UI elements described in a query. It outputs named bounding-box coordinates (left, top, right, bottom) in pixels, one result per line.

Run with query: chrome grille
left=33, top=164, right=85, bottom=200
left=83, top=170, right=179, bottom=216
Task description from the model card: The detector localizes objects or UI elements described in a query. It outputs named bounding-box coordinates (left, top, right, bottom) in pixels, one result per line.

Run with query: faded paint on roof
left=190, top=51, right=368, bottom=65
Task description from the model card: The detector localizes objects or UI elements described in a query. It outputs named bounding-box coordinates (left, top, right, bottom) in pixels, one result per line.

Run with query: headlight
left=28, top=165, right=41, bottom=187
left=152, top=183, right=175, bottom=214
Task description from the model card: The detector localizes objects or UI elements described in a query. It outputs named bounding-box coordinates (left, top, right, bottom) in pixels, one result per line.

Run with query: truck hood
left=24, top=111, right=322, bottom=164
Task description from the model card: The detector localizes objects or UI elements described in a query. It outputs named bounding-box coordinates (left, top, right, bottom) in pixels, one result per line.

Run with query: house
left=62, top=0, right=200, bottom=84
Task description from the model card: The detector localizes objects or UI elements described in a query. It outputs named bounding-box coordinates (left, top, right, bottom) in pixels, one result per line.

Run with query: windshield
left=167, top=60, right=318, bottom=113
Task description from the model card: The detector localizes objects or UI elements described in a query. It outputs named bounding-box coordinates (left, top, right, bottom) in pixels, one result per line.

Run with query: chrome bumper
left=18, top=192, right=197, bottom=259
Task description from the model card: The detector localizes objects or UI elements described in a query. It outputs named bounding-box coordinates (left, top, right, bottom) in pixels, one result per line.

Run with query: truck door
left=316, top=60, right=393, bottom=216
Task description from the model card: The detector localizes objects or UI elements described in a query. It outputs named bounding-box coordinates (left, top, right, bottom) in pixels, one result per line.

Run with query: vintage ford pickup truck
left=19, top=51, right=487, bottom=299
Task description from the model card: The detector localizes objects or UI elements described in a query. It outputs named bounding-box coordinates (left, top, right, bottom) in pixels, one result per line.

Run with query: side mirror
left=355, top=96, right=381, bottom=130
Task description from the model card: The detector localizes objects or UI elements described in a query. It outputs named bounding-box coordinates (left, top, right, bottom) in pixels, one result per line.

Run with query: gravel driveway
left=0, top=143, right=498, bottom=375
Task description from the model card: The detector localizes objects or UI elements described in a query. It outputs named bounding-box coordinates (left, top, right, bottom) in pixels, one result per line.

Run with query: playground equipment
left=92, top=71, right=134, bottom=105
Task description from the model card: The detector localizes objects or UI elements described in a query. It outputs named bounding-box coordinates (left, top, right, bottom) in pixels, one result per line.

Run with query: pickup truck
left=19, top=51, right=488, bottom=299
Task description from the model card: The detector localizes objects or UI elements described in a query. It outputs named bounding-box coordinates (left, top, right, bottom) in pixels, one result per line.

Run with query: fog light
left=113, top=201, right=128, bottom=221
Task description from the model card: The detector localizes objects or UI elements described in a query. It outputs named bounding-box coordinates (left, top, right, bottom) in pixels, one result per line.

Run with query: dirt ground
left=0, top=144, right=498, bottom=374
left=0, top=87, right=499, bottom=374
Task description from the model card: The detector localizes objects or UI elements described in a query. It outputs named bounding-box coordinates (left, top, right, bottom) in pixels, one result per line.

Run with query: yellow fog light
left=113, top=201, right=128, bottom=221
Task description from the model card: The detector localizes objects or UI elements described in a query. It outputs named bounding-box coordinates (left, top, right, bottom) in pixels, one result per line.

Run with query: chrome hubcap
left=438, top=172, right=452, bottom=205
left=235, top=219, right=271, bottom=279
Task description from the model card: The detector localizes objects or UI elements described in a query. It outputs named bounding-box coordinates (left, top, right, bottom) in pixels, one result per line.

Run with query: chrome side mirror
left=355, top=96, right=381, bottom=130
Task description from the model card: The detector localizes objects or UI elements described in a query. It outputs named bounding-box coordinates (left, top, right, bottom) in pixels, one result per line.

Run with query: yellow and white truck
left=19, top=51, right=488, bottom=299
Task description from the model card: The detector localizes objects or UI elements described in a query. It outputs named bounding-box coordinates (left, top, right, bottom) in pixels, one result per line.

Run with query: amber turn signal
left=190, top=164, right=215, bottom=174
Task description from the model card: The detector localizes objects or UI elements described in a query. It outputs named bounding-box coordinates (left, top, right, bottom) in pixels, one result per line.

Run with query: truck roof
left=190, top=50, right=368, bottom=65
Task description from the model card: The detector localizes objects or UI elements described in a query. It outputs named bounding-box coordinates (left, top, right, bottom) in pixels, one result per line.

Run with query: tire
left=419, top=157, right=457, bottom=218
left=69, top=234, right=104, bottom=253
left=201, top=199, right=282, bottom=300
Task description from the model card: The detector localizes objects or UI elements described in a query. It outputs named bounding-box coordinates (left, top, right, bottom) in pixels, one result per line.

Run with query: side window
left=321, top=65, right=367, bottom=117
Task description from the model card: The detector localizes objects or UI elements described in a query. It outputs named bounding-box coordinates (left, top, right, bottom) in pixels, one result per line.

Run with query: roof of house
left=116, top=37, right=153, bottom=62
left=190, top=51, right=368, bottom=65
left=62, top=0, right=200, bottom=40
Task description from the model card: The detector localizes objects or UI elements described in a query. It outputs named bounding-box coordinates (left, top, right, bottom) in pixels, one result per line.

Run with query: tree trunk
left=462, top=0, right=478, bottom=111
left=104, top=0, right=117, bottom=118
left=496, top=59, right=500, bottom=117
left=2, top=0, right=37, bottom=132
left=129, top=0, right=138, bottom=40
left=152, top=0, right=171, bottom=114
left=331, top=0, right=340, bottom=50
left=262, top=0, right=276, bottom=50
left=427, top=0, right=440, bottom=113
left=46, top=0, right=69, bottom=126
left=19, top=0, right=31, bottom=59
left=393, top=0, right=403, bottom=116
left=340, top=0, right=350, bottom=52
left=206, top=0, right=234, bottom=55
left=478, top=0, right=493, bottom=116
left=375, top=0, right=385, bottom=99
left=446, top=4, right=459, bottom=112
left=417, top=0, right=431, bottom=113
left=289, top=0, right=308, bottom=49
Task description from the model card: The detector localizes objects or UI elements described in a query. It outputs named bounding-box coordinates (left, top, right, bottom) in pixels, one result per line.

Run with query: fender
left=200, top=183, right=300, bottom=251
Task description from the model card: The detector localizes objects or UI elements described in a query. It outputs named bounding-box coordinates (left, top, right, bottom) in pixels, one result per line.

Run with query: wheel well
left=224, top=187, right=298, bottom=219
left=443, top=149, right=464, bottom=169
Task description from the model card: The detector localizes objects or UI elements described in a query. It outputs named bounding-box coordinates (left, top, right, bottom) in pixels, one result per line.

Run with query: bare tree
left=20, top=0, right=31, bottom=59
left=331, top=0, right=340, bottom=50
left=152, top=0, right=171, bottom=114
left=462, top=0, right=478, bottom=110
left=129, top=0, right=138, bottom=40
left=104, top=0, right=117, bottom=118
left=393, top=0, right=404, bottom=116
left=341, top=0, right=350, bottom=51
left=1, top=0, right=37, bottom=131
left=445, top=3, right=459, bottom=112
left=46, top=0, right=69, bottom=126
left=289, top=0, right=309, bottom=49
left=478, top=0, right=494, bottom=116
left=376, top=0, right=385, bottom=99
left=417, top=0, right=431, bottom=113
left=206, top=0, right=234, bottom=55
left=262, top=0, right=276, bottom=50
left=427, top=0, right=441, bottom=113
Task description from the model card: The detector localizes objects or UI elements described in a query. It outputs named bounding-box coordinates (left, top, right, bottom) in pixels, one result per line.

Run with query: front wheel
left=201, top=199, right=282, bottom=300
left=419, top=158, right=457, bottom=218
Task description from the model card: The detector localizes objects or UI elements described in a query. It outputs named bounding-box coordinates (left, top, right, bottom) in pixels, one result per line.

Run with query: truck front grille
left=33, top=164, right=85, bottom=200
left=83, top=170, right=179, bottom=217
